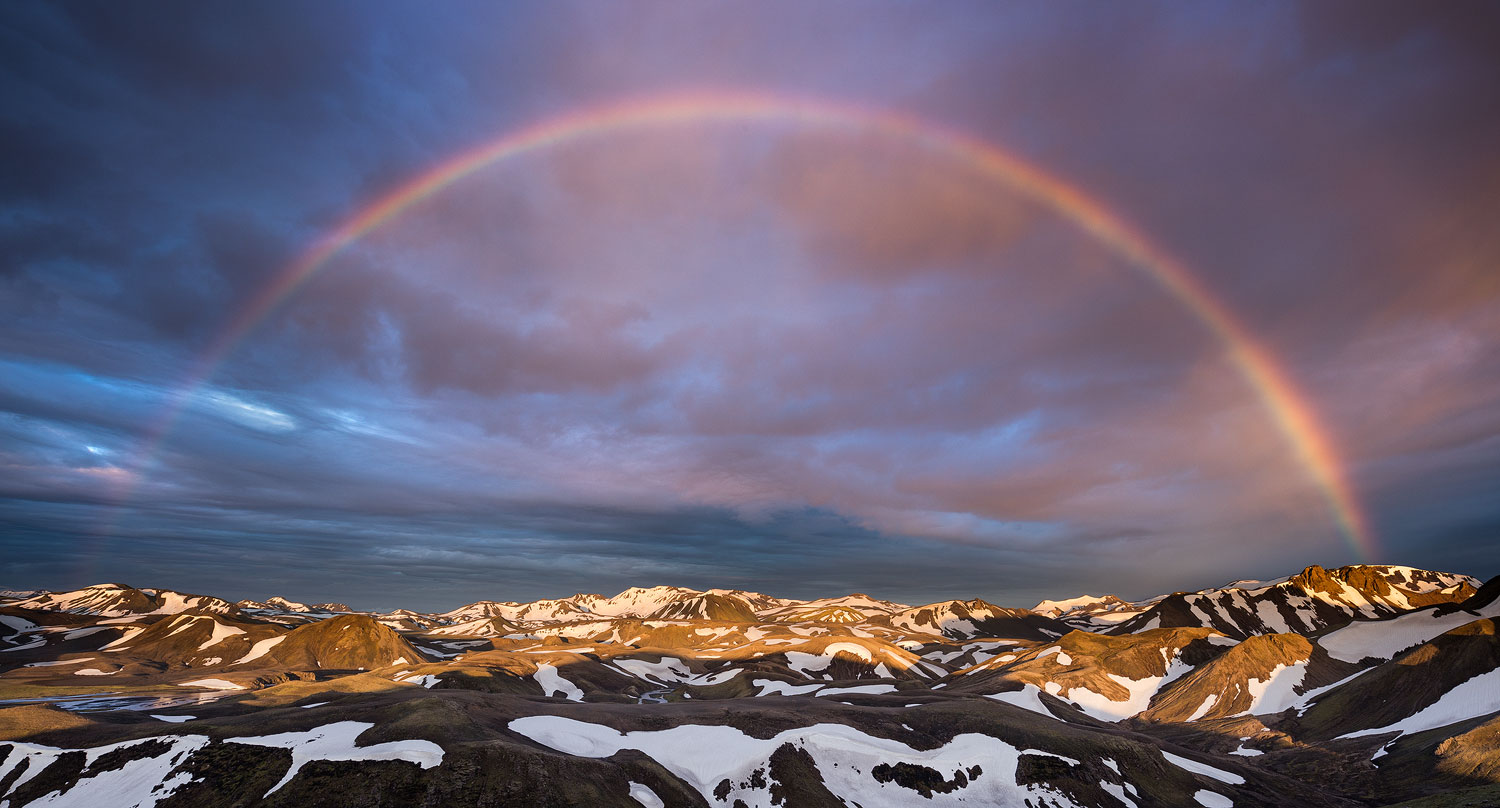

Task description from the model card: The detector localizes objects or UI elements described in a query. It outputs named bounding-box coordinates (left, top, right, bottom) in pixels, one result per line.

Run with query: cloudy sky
left=2, top=2, right=1497, bottom=611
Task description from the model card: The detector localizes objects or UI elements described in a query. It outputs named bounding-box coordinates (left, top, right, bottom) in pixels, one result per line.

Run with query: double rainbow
left=136, top=90, right=1377, bottom=559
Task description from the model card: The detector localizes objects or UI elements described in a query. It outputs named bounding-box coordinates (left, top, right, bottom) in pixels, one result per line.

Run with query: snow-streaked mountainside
left=2, top=563, right=1497, bottom=807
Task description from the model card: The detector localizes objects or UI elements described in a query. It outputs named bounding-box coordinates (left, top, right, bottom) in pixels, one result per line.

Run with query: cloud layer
left=2, top=1, right=1498, bottom=610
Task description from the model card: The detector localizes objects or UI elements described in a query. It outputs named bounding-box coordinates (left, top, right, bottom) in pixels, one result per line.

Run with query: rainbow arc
left=124, top=90, right=1377, bottom=559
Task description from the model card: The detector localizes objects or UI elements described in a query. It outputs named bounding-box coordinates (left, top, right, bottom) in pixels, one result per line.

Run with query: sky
left=2, top=2, right=1498, bottom=612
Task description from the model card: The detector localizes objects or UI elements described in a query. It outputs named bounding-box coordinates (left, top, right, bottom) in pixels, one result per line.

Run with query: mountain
left=440, top=596, right=597, bottom=624
left=1097, top=564, right=1477, bottom=638
left=1298, top=617, right=1500, bottom=741
left=951, top=627, right=1223, bottom=721
left=887, top=598, right=1069, bottom=640
left=1136, top=632, right=1352, bottom=723
left=646, top=591, right=758, bottom=622
left=2, top=564, right=1495, bottom=807
left=579, top=585, right=703, bottom=617
left=89, top=612, right=280, bottom=671
left=238, top=596, right=353, bottom=613
left=1033, top=594, right=1129, bottom=618
left=254, top=613, right=428, bottom=671
left=13, top=583, right=239, bottom=617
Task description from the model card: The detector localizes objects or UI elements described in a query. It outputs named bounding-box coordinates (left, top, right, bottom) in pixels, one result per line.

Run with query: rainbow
left=132, top=89, right=1378, bottom=559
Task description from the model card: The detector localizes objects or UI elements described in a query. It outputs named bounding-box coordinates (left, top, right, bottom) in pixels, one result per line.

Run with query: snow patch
left=177, top=678, right=244, bottom=690
left=534, top=662, right=584, bottom=701
left=1236, top=662, right=1307, bottom=716
left=0, top=734, right=209, bottom=807
left=1320, top=603, right=1500, bottom=664
left=1186, top=694, right=1219, bottom=722
left=628, top=781, right=665, bottom=808
left=232, top=635, right=285, bottom=665
left=24, top=657, right=95, bottom=667
left=1341, top=667, right=1500, bottom=740
left=232, top=720, right=444, bottom=795
left=752, top=679, right=823, bottom=697
left=815, top=683, right=897, bottom=698
left=509, top=715, right=1088, bottom=808
left=985, top=685, right=1056, bottom=719
left=1163, top=751, right=1245, bottom=785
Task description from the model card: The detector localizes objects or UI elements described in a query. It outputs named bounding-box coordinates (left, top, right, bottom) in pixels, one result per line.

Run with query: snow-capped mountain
left=1031, top=593, right=1129, bottom=619
left=13, top=583, right=238, bottom=617
left=1038, top=564, right=1478, bottom=638
left=2, top=563, right=1495, bottom=807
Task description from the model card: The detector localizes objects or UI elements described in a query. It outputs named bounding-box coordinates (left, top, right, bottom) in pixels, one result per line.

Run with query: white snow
left=1162, top=751, right=1245, bottom=784
left=533, top=663, right=584, bottom=701
left=232, top=720, right=444, bottom=795
left=752, top=679, right=823, bottom=697
left=1102, top=781, right=1140, bottom=808
left=232, top=635, right=285, bottom=665
left=99, top=627, right=145, bottom=650
left=509, top=715, right=1089, bottom=808
left=0, top=742, right=67, bottom=794
left=60, top=629, right=120, bottom=641
left=0, top=734, right=210, bottom=808
left=815, top=684, right=897, bottom=698
left=0, top=615, right=40, bottom=634
left=164, top=616, right=202, bottom=637
left=177, top=678, right=244, bottom=690
left=614, top=656, right=692, bottom=684
left=1194, top=790, right=1235, bottom=807
left=984, top=685, right=1056, bottom=719
left=1062, top=674, right=1166, bottom=721
left=826, top=642, right=873, bottom=660
left=1341, top=667, right=1500, bottom=739
left=1289, top=670, right=1368, bottom=715
left=628, top=781, right=665, bottom=808
left=783, top=650, right=835, bottom=675
left=1035, top=646, right=1073, bottom=665
left=73, top=668, right=116, bottom=676
left=194, top=620, right=247, bottom=650
left=1032, top=594, right=1112, bottom=617
left=1236, top=662, right=1308, bottom=716
left=1254, top=600, right=1290, bottom=634
left=1186, top=694, right=1219, bottom=722
left=150, top=714, right=196, bottom=723
left=1319, top=606, right=1499, bottom=664
left=687, top=668, right=742, bottom=687
left=24, top=657, right=95, bottom=667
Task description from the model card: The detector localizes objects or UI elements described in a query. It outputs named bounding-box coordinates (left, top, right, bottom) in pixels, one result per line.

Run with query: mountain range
left=1, top=563, right=1497, bottom=806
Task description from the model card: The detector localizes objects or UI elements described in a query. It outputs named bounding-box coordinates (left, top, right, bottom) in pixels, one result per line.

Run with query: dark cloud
left=0, top=1, right=1496, bottom=609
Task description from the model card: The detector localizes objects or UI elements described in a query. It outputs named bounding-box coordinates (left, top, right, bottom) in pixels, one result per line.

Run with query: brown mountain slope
left=1138, top=633, right=1356, bottom=723
left=1297, top=618, right=1500, bottom=741
left=13, top=583, right=240, bottom=618
left=1107, top=565, right=1476, bottom=639
left=886, top=599, right=1069, bottom=641
left=94, top=612, right=280, bottom=668
left=949, top=628, right=1229, bottom=721
left=648, top=592, right=758, bottom=622
left=261, top=613, right=428, bottom=670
